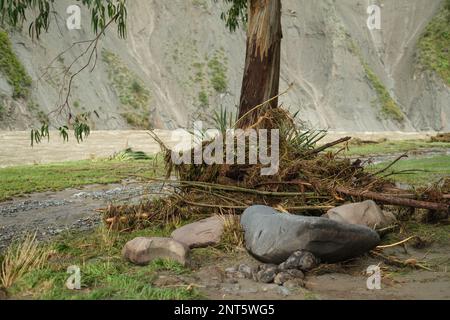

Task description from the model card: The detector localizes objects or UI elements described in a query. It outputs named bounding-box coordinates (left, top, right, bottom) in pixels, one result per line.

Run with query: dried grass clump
left=430, top=133, right=450, bottom=143
left=0, top=233, right=50, bottom=289
left=218, top=214, right=245, bottom=251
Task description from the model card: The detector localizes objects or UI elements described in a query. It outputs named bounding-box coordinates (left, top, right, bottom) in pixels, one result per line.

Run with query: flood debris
left=102, top=109, right=449, bottom=233
left=104, top=109, right=448, bottom=278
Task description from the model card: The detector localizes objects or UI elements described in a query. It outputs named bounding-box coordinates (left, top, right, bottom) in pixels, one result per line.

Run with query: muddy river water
left=0, top=130, right=437, bottom=167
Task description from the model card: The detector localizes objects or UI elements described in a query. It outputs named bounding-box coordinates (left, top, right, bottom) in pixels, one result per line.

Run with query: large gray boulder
left=241, top=205, right=380, bottom=264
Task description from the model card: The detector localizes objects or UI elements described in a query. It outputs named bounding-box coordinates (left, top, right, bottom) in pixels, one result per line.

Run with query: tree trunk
left=237, top=0, right=282, bottom=128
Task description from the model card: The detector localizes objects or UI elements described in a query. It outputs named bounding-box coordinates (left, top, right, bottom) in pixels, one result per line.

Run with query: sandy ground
left=176, top=245, right=450, bottom=300
left=0, top=130, right=437, bottom=168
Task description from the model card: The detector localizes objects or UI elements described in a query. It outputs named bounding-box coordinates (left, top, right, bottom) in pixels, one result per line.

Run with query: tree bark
left=237, top=0, right=282, bottom=128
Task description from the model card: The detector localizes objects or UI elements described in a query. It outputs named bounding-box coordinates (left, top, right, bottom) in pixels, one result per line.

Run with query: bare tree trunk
left=237, top=0, right=282, bottom=128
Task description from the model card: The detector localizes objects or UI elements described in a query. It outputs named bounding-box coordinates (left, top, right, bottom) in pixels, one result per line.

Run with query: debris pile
left=103, top=109, right=449, bottom=231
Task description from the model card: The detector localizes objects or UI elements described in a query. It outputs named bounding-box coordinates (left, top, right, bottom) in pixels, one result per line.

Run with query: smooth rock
left=122, top=237, right=189, bottom=266
left=171, top=215, right=229, bottom=248
left=241, top=205, right=380, bottom=263
left=279, top=250, right=319, bottom=271
left=323, top=200, right=397, bottom=229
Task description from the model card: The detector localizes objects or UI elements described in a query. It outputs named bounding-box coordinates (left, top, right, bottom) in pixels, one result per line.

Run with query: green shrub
left=208, top=55, right=227, bottom=93
left=417, top=3, right=450, bottom=86
left=102, top=50, right=152, bottom=128
left=363, top=62, right=404, bottom=122
left=0, top=102, right=5, bottom=120
left=0, top=30, right=32, bottom=99
left=446, top=0, right=450, bottom=21
left=198, top=91, right=209, bottom=106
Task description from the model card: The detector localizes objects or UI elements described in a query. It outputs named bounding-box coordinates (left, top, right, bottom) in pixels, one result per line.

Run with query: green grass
left=6, top=227, right=201, bottom=300
left=418, top=2, right=450, bottom=86
left=208, top=52, right=228, bottom=93
left=362, top=61, right=404, bottom=122
left=102, top=50, right=152, bottom=129
left=0, top=30, right=32, bottom=99
left=368, top=155, right=450, bottom=186
left=0, top=158, right=162, bottom=202
left=0, top=101, right=5, bottom=120
left=347, top=38, right=404, bottom=122
left=381, top=220, right=450, bottom=247
left=341, top=139, right=450, bottom=157
left=198, top=90, right=209, bottom=107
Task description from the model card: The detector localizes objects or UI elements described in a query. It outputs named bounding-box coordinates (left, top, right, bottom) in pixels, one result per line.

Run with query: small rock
left=259, top=264, right=278, bottom=271
left=274, top=272, right=294, bottom=285
left=122, top=237, right=189, bottom=266
left=285, top=269, right=305, bottom=279
left=256, top=265, right=278, bottom=283
left=238, top=264, right=253, bottom=279
left=277, top=286, right=291, bottom=296
left=171, top=215, right=229, bottom=248
left=324, top=200, right=397, bottom=229
left=225, top=266, right=237, bottom=274
left=283, top=278, right=305, bottom=289
left=279, top=250, right=319, bottom=272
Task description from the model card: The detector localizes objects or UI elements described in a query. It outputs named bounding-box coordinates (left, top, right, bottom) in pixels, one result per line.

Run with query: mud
left=188, top=247, right=450, bottom=300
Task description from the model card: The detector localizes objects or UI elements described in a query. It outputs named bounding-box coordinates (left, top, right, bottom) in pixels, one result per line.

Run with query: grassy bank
left=368, top=155, right=450, bottom=186
left=4, top=227, right=201, bottom=300
left=341, top=139, right=450, bottom=157
left=0, top=158, right=162, bottom=202
left=337, top=139, right=450, bottom=186
left=0, top=30, right=32, bottom=98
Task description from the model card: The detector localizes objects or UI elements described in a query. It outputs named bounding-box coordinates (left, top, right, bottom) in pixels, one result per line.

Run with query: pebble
left=277, top=286, right=291, bottom=297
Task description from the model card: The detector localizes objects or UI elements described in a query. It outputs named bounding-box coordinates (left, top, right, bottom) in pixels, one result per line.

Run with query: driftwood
left=336, top=186, right=449, bottom=213
left=306, top=136, right=352, bottom=156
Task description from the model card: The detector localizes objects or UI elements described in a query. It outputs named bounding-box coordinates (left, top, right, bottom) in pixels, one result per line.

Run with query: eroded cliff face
left=0, top=0, right=448, bottom=131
